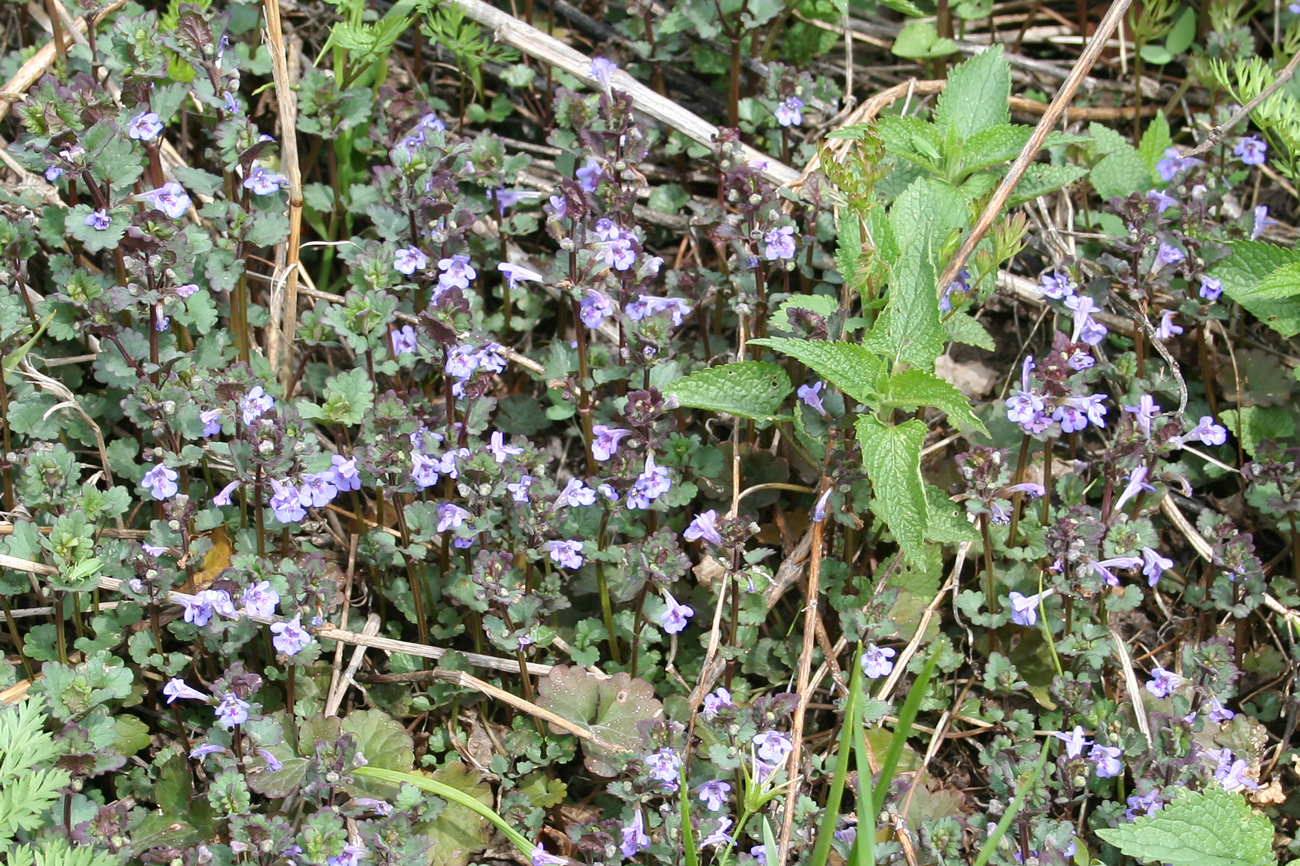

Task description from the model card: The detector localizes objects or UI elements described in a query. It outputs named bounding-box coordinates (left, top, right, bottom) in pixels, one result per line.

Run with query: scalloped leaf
left=535, top=666, right=663, bottom=776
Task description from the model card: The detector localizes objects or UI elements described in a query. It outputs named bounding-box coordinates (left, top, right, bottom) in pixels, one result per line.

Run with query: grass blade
left=872, top=647, right=940, bottom=808
left=971, top=739, right=1051, bottom=866
left=807, top=643, right=865, bottom=866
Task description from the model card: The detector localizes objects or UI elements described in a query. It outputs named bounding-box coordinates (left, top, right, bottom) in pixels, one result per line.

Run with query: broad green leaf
left=892, top=19, right=958, bottom=58
left=890, top=175, right=968, bottom=258
left=1219, top=406, right=1296, bottom=457
left=959, top=124, right=1034, bottom=176
left=418, top=763, right=493, bottom=866
left=1212, top=241, right=1300, bottom=337
left=944, top=310, right=995, bottom=350
left=884, top=249, right=946, bottom=371
left=886, top=369, right=988, bottom=434
left=1165, top=6, right=1197, bottom=55
left=1140, top=44, right=1174, bottom=65
left=1138, top=111, right=1173, bottom=179
left=665, top=362, right=792, bottom=421
left=925, top=484, right=979, bottom=543
left=320, top=366, right=375, bottom=426
left=749, top=338, right=886, bottom=405
left=935, top=46, right=1010, bottom=140
left=1089, top=122, right=1150, bottom=199
left=1007, top=163, right=1089, bottom=206
left=534, top=666, right=663, bottom=777
left=771, top=294, right=840, bottom=333
left=877, top=0, right=925, bottom=16
left=1237, top=261, right=1300, bottom=300
left=856, top=416, right=929, bottom=563
left=1096, top=786, right=1277, bottom=866
left=876, top=116, right=945, bottom=173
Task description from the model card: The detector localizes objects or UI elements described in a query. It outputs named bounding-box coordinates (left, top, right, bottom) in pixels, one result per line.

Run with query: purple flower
left=213, top=480, right=240, bottom=507
left=1053, top=394, right=1107, bottom=433
left=189, top=742, right=227, bottom=759
left=242, top=580, right=280, bottom=618
left=660, top=590, right=694, bottom=634
left=299, top=473, right=338, bottom=508
left=1091, top=556, right=1143, bottom=587
left=1122, top=394, right=1161, bottom=438
left=411, top=452, right=441, bottom=489
left=861, top=643, right=896, bottom=679
left=1113, top=465, right=1155, bottom=513
left=437, top=502, right=471, bottom=532
left=547, top=539, right=584, bottom=569
left=589, top=57, right=617, bottom=92
left=390, top=324, right=418, bottom=356
left=697, top=779, right=732, bottom=811
left=508, top=475, right=533, bottom=503
left=1207, top=697, right=1235, bottom=722
left=1253, top=205, right=1273, bottom=240
left=137, top=182, right=192, bottom=219
left=142, top=542, right=167, bottom=557
left=798, top=381, right=827, bottom=416
left=1198, top=276, right=1223, bottom=301
left=556, top=478, right=597, bottom=508
left=182, top=595, right=215, bottom=627
left=1064, top=295, right=1108, bottom=345
left=684, top=510, right=724, bottom=545
left=1053, top=725, right=1092, bottom=759
left=1008, top=589, right=1053, bottom=626
left=576, top=157, right=602, bottom=193
left=1140, top=547, right=1173, bottom=586
left=1181, top=414, right=1229, bottom=446
left=1234, top=135, right=1267, bottom=166
left=197, top=588, right=236, bottom=618
left=1155, top=242, right=1185, bottom=269
left=703, top=686, right=733, bottom=719
left=163, top=678, right=209, bottom=703
left=243, top=166, right=288, bottom=195
left=1213, top=748, right=1259, bottom=791
left=128, top=111, right=164, bottom=141
left=269, top=477, right=307, bottom=523
left=1003, top=482, right=1046, bottom=499
left=1156, top=309, right=1184, bottom=340
left=812, top=488, right=833, bottom=523
left=394, top=246, right=429, bottom=275
left=1089, top=744, right=1123, bottom=777
left=494, top=189, right=533, bottom=216
left=531, top=845, right=567, bottom=866
left=580, top=289, right=613, bottom=329
left=627, top=295, right=692, bottom=326
left=141, top=463, right=179, bottom=500
left=1156, top=147, right=1200, bottom=181
left=775, top=96, right=804, bottom=127
left=437, top=254, right=476, bottom=291
left=45, top=165, right=63, bottom=181
left=1147, top=190, right=1178, bottom=213
left=751, top=846, right=768, bottom=866
left=1126, top=790, right=1164, bottom=820
left=487, top=431, right=523, bottom=463
left=498, top=262, right=544, bottom=290
left=701, top=816, right=733, bottom=848
left=214, top=693, right=251, bottom=728
left=753, top=730, right=794, bottom=765
left=621, top=810, right=650, bottom=857
left=1145, top=665, right=1184, bottom=698
left=241, top=385, right=274, bottom=425
left=84, top=209, right=112, bottom=231
left=270, top=613, right=312, bottom=655
left=1037, top=272, right=1074, bottom=299
left=764, top=225, right=797, bottom=261
left=200, top=408, right=222, bottom=437
left=646, top=747, right=682, bottom=788
left=627, top=454, right=671, bottom=510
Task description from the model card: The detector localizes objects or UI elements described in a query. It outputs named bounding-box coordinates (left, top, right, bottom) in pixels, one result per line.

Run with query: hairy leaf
left=935, top=46, right=1010, bottom=140
left=665, top=361, right=793, bottom=421
left=856, top=416, right=929, bottom=563
left=749, top=338, right=885, bottom=405
left=1096, top=786, right=1276, bottom=866
left=886, top=368, right=988, bottom=434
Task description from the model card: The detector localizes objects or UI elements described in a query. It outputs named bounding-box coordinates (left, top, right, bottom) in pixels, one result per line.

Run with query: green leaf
left=877, top=0, right=925, bottom=16
left=664, top=361, right=793, bottom=421
left=319, top=367, right=375, bottom=426
left=534, top=666, right=663, bottom=777
left=885, top=369, right=988, bottom=435
left=1237, top=261, right=1300, bottom=300
left=1211, top=241, right=1300, bottom=337
left=935, top=46, right=1010, bottom=140
left=64, top=206, right=127, bottom=253
left=883, top=250, right=946, bottom=371
left=944, top=310, right=995, bottom=350
left=892, top=20, right=958, bottom=58
left=1096, top=786, right=1277, bottom=866
left=1006, top=163, right=1089, bottom=206
left=1219, top=406, right=1296, bottom=457
left=959, top=124, right=1033, bottom=175
left=1140, top=44, right=1174, bottom=65
left=748, top=338, right=885, bottom=405
left=245, top=212, right=290, bottom=247
left=876, top=116, right=945, bottom=173
left=1089, top=122, right=1151, bottom=199
left=1138, top=111, right=1173, bottom=178
left=771, top=294, right=840, bottom=333
left=1165, top=5, right=1197, bottom=54
left=856, top=416, right=928, bottom=563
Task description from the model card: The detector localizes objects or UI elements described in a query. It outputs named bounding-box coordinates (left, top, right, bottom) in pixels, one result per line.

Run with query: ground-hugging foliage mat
left=0, top=0, right=1299, bottom=865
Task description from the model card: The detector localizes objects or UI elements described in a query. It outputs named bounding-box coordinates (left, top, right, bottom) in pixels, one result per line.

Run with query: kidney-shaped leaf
left=535, top=666, right=663, bottom=776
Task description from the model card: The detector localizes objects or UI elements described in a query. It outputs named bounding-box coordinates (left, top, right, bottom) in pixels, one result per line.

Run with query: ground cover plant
left=0, top=0, right=1299, bottom=863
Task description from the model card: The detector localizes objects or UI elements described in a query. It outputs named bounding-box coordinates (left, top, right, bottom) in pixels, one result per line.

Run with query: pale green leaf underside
left=1095, top=787, right=1276, bottom=866
left=665, top=361, right=793, bottom=421
left=749, top=338, right=885, bottom=405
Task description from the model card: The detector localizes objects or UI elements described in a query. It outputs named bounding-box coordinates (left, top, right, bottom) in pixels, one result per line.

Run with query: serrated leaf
left=1096, top=786, right=1277, bottom=866
left=892, top=19, right=958, bottom=58
left=876, top=116, right=945, bottom=173
left=748, top=338, right=885, bottom=405
left=1212, top=241, right=1300, bottom=337
left=886, top=369, right=988, bottom=435
left=924, top=484, right=978, bottom=543
left=1089, top=122, right=1150, bottom=199
left=340, top=709, right=414, bottom=771
left=884, top=249, right=946, bottom=371
left=772, top=294, right=840, bottom=334
left=1237, top=261, right=1300, bottom=300
left=665, top=362, right=792, bottom=421
left=935, top=46, right=1010, bottom=140
left=944, top=310, right=995, bottom=349
left=1007, top=163, right=1089, bottom=206
left=856, top=416, right=928, bottom=563
left=877, top=0, right=925, bottom=14
left=1138, top=111, right=1173, bottom=178
left=960, top=124, right=1033, bottom=175
left=535, top=666, right=663, bottom=777
left=1219, top=406, right=1296, bottom=457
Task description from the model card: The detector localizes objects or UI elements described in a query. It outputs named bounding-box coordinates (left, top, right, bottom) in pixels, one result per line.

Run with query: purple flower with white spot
left=437, top=254, right=476, bottom=291
left=128, top=111, right=163, bottom=141
left=242, top=580, right=280, bottom=618
left=1091, top=556, right=1143, bottom=587
left=1213, top=748, right=1259, bottom=791
left=394, top=246, right=428, bottom=275
left=437, top=503, right=471, bottom=532
left=508, top=475, right=533, bottom=503
left=621, top=810, right=650, bottom=857
left=775, top=96, right=804, bottom=127
left=1207, top=697, right=1235, bottom=722
left=270, top=613, right=312, bottom=656
left=243, top=166, right=288, bottom=195
left=1156, top=147, right=1200, bottom=181
left=798, top=381, right=827, bottom=416
left=142, top=542, right=167, bottom=557
left=1052, top=394, right=1107, bottom=433
left=764, top=225, right=796, bottom=261
left=1155, top=242, right=1185, bottom=268
left=1038, top=272, right=1073, bottom=299
left=646, top=747, right=682, bottom=789
left=576, top=157, right=602, bottom=193
left=1126, top=790, right=1164, bottom=820
left=1122, top=394, right=1161, bottom=438
left=698, top=779, right=731, bottom=811
left=137, top=182, right=191, bottom=219
left=753, top=730, right=794, bottom=766
left=532, top=845, right=567, bottom=866
left=1145, top=664, right=1183, bottom=698
left=1181, top=415, right=1228, bottom=447
left=269, top=477, right=306, bottom=523
left=751, top=846, right=768, bottom=866
left=684, top=510, right=723, bottom=545
left=1113, top=465, right=1156, bottom=513
left=214, top=693, right=251, bottom=728
left=547, top=539, right=584, bottom=569
left=498, top=262, right=544, bottom=290
left=627, top=295, right=692, bottom=326
left=1140, top=547, right=1173, bottom=586
left=200, top=408, right=222, bottom=437
left=580, top=289, right=613, bottom=329
left=1053, top=725, right=1092, bottom=759
left=861, top=643, right=896, bottom=679
left=213, top=480, right=240, bottom=507
left=163, top=678, right=209, bottom=703
left=390, top=324, right=418, bottom=355
left=589, top=57, right=617, bottom=92
left=182, top=595, right=215, bottom=627
left=660, top=590, right=693, bottom=634
left=328, top=455, right=362, bottom=492
left=1253, top=205, right=1273, bottom=240
left=1198, top=276, right=1223, bottom=300
left=556, top=478, right=597, bottom=508
left=1089, top=744, right=1123, bottom=777
left=1156, top=309, right=1183, bottom=340
left=488, top=431, right=523, bottom=463
left=241, top=385, right=274, bottom=425
left=45, top=165, right=63, bottom=181
left=627, top=454, right=671, bottom=509
left=1147, top=190, right=1178, bottom=213
left=141, top=463, right=179, bottom=500
left=1008, top=589, right=1053, bottom=626
left=1234, top=135, right=1268, bottom=166
left=703, top=686, right=734, bottom=718
left=701, top=817, right=733, bottom=848
left=299, top=473, right=338, bottom=508
left=84, top=209, right=112, bottom=231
